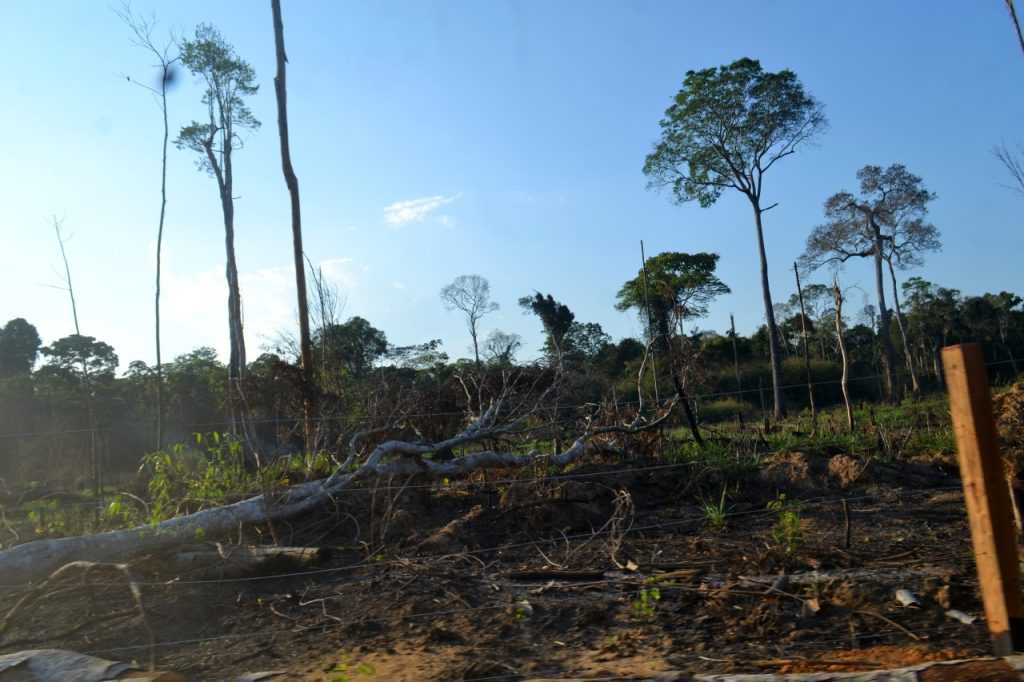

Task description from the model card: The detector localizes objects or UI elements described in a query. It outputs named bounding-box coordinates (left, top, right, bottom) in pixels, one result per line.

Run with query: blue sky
left=1, top=1, right=1022, bottom=369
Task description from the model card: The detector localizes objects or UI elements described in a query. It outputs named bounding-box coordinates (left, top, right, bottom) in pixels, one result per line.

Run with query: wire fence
left=0, top=359, right=999, bottom=676
left=0, top=452, right=981, bottom=676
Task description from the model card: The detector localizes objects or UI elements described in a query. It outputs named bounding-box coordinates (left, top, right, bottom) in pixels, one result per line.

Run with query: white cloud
left=383, top=193, right=460, bottom=226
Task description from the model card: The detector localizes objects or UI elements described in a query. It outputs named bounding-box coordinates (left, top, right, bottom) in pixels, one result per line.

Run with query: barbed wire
left=0, top=483, right=967, bottom=591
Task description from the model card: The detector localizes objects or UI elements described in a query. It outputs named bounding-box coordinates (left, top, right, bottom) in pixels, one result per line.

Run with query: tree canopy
left=642, top=57, right=827, bottom=208
left=616, top=252, right=730, bottom=337
left=0, top=318, right=41, bottom=378
left=175, top=23, right=260, bottom=174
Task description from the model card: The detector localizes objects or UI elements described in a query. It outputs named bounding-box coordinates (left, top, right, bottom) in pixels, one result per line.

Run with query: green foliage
left=616, top=252, right=730, bottom=346
left=767, top=493, right=802, bottom=554
left=139, top=432, right=336, bottom=524
left=643, top=57, right=827, bottom=207
left=176, top=23, right=260, bottom=175
left=314, top=317, right=389, bottom=380
left=39, top=334, right=119, bottom=381
left=632, top=585, right=661, bottom=619
left=330, top=657, right=376, bottom=682
left=141, top=433, right=249, bottom=523
left=701, top=486, right=729, bottom=531
left=519, top=292, right=575, bottom=358
left=0, top=318, right=41, bottom=378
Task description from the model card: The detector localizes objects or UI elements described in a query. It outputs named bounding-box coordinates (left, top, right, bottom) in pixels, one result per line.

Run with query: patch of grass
left=700, top=486, right=729, bottom=532
left=767, top=492, right=802, bottom=554
left=632, top=584, right=661, bottom=619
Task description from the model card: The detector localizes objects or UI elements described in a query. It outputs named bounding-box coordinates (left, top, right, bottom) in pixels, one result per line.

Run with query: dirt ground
left=0, top=451, right=999, bottom=681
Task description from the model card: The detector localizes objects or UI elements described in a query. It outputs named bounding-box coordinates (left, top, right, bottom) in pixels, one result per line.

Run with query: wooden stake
left=943, top=342, right=1024, bottom=656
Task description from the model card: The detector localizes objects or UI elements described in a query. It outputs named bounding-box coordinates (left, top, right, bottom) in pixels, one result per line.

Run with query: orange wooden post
left=942, top=342, right=1024, bottom=655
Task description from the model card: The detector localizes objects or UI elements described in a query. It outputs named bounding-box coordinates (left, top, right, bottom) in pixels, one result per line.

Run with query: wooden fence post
left=942, top=342, right=1024, bottom=655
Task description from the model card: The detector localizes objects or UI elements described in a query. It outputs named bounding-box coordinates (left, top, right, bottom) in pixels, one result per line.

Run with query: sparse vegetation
left=0, top=4, right=1019, bottom=680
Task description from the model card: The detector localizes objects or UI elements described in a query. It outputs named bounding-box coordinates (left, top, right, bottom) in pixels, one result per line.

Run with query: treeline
left=0, top=274, right=1019, bottom=486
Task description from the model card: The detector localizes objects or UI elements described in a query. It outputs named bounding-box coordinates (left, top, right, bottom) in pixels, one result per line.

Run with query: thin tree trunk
left=204, top=134, right=256, bottom=465
left=272, top=0, right=315, bottom=453
left=1007, top=0, right=1024, bottom=57
left=154, top=64, right=170, bottom=451
left=668, top=347, right=703, bottom=447
left=640, top=240, right=660, bottom=402
left=870, top=223, right=898, bottom=403
left=833, top=279, right=854, bottom=432
left=793, top=263, right=816, bottom=430
left=751, top=202, right=785, bottom=419
left=999, top=323, right=1019, bottom=375
left=885, top=258, right=920, bottom=397
left=53, top=220, right=99, bottom=509
left=729, top=313, right=742, bottom=392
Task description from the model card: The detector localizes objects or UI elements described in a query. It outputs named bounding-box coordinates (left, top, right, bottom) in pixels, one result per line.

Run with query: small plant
left=330, top=657, right=376, bottom=682
left=700, top=486, right=729, bottom=531
left=767, top=492, right=802, bottom=554
left=632, top=585, right=660, bottom=619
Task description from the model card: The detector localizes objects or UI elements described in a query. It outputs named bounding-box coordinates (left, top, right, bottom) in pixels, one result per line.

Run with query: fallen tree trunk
left=165, top=544, right=333, bottom=579
left=0, top=440, right=620, bottom=587
left=0, top=399, right=676, bottom=586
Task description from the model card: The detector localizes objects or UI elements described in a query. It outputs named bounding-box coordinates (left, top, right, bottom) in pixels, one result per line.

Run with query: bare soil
left=0, top=452, right=999, bottom=681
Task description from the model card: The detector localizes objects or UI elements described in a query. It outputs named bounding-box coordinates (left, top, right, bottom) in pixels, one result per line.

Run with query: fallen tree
left=0, top=395, right=676, bottom=587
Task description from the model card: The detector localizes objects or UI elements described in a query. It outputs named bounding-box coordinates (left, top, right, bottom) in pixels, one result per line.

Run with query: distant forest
left=0, top=273, right=1020, bottom=486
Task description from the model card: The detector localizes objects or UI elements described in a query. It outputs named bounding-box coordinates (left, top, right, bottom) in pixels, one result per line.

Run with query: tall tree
left=801, top=163, right=938, bottom=403
left=270, top=0, right=315, bottom=452
left=616, top=251, right=730, bottom=445
left=0, top=319, right=41, bottom=378
left=883, top=217, right=941, bottom=396
left=643, top=57, right=827, bottom=419
left=518, top=293, right=575, bottom=367
left=440, top=275, right=498, bottom=368
left=176, top=24, right=260, bottom=420
left=118, top=4, right=178, bottom=450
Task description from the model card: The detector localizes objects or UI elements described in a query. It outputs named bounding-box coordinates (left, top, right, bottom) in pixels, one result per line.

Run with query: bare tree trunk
left=729, top=313, right=742, bottom=393
left=793, top=263, right=816, bottom=430
left=639, top=240, right=661, bottom=402
left=116, top=7, right=176, bottom=451
left=272, top=0, right=315, bottom=453
left=666, top=336, right=703, bottom=447
left=53, top=220, right=100, bottom=512
left=154, top=64, right=170, bottom=452
left=885, top=258, right=920, bottom=397
left=833, top=278, right=854, bottom=432
left=1008, top=0, right=1024, bottom=57
left=752, top=203, right=785, bottom=419
left=870, top=225, right=898, bottom=403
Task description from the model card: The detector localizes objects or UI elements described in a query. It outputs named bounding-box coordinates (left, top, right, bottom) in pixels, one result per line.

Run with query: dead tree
left=117, top=3, right=179, bottom=450
left=729, top=313, right=742, bottom=393
left=0, top=383, right=678, bottom=585
left=50, top=219, right=101, bottom=506
left=793, top=263, right=817, bottom=429
left=271, top=0, right=315, bottom=453
left=833, top=277, right=854, bottom=432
